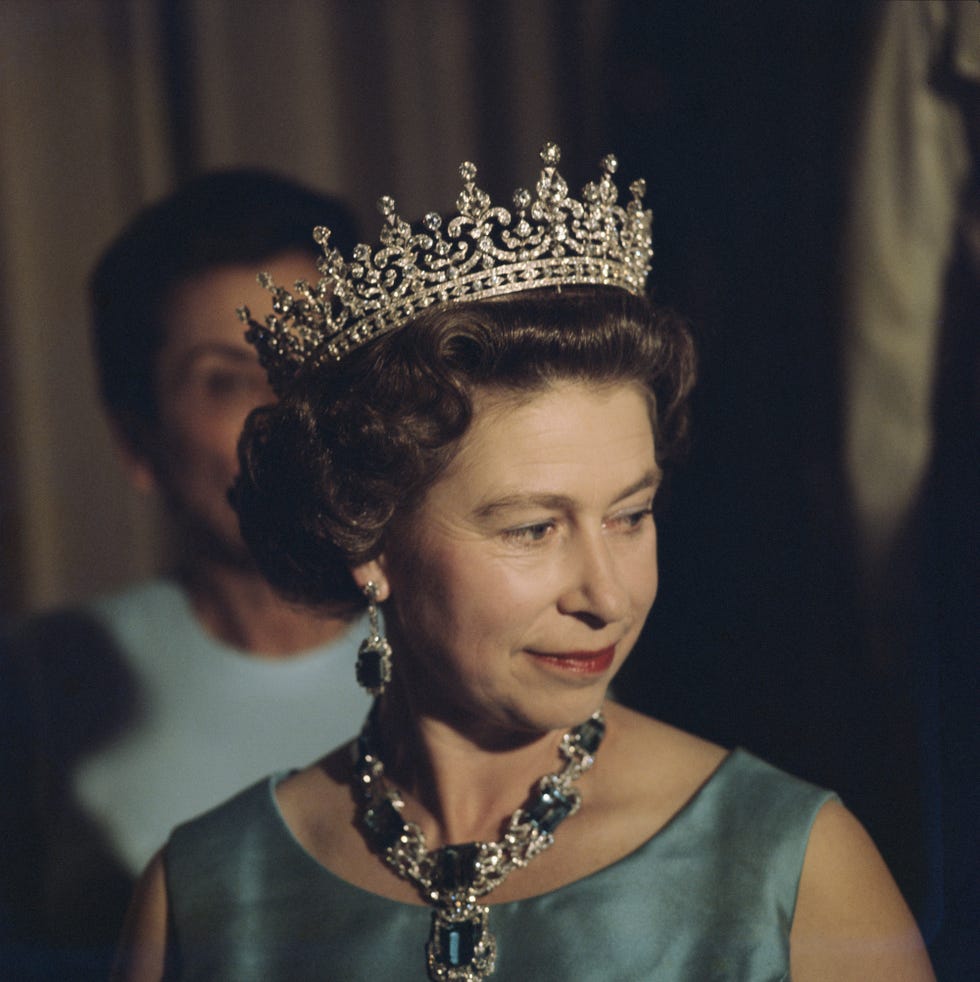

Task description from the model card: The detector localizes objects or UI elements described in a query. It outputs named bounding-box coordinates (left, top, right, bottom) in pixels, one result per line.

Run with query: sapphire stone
left=364, top=799, right=404, bottom=849
left=438, top=918, right=478, bottom=967
left=527, top=786, right=575, bottom=834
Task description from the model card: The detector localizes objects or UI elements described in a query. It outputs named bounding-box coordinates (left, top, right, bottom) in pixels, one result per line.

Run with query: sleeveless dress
left=164, top=749, right=834, bottom=981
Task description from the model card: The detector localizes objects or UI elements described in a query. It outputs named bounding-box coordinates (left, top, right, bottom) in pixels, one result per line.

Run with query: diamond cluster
left=353, top=708, right=606, bottom=980
left=239, top=143, right=652, bottom=392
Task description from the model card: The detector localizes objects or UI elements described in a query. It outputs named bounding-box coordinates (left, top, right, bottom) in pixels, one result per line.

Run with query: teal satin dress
left=164, top=749, right=834, bottom=980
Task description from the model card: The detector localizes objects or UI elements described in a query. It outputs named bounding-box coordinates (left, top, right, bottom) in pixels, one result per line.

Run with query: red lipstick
left=530, top=645, right=615, bottom=675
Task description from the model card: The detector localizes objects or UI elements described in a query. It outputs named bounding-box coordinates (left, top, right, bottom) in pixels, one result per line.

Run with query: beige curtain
left=0, top=0, right=612, bottom=616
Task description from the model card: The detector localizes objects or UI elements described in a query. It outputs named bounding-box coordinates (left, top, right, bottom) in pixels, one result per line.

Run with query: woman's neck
left=373, top=693, right=588, bottom=848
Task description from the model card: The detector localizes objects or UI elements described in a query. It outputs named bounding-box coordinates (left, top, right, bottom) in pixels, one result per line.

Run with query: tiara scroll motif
left=239, top=143, right=653, bottom=392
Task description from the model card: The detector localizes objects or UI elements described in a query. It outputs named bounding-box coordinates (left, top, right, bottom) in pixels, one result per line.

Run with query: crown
left=239, top=142, right=652, bottom=391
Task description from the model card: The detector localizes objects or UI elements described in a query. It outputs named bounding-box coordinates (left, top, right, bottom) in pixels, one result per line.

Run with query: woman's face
left=139, top=250, right=316, bottom=565
left=367, top=379, right=661, bottom=739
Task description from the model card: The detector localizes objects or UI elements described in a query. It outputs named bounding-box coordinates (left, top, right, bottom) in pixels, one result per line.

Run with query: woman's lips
left=529, top=645, right=615, bottom=675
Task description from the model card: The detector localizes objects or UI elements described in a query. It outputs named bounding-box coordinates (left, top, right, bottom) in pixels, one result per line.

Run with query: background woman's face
left=143, top=251, right=317, bottom=565
left=378, top=379, right=661, bottom=738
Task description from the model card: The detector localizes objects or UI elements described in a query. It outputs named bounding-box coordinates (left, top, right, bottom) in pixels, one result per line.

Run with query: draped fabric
left=0, top=0, right=611, bottom=615
left=164, top=753, right=834, bottom=981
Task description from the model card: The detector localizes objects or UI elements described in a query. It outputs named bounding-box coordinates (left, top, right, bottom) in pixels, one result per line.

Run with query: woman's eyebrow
left=611, top=468, right=663, bottom=503
left=472, top=492, right=574, bottom=520
left=175, top=342, right=259, bottom=371
left=472, top=468, right=662, bottom=520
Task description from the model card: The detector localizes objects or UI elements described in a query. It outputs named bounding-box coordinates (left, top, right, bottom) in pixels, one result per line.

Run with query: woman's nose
left=556, top=531, right=630, bottom=625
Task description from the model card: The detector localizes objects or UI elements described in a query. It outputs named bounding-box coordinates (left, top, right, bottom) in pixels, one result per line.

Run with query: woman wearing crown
left=114, top=146, right=933, bottom=981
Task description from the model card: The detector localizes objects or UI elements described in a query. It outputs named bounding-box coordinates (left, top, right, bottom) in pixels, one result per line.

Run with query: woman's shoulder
left=595, top=703, right=836, bottom=856
left=275, top=742, right=355, bottom=814
left=271, top=742, right=374, bottom=869
left=607, top=701, right=722, bottom=752
left=166, top=773, right=286, bottom=869
left=577, top=703, right=728, bottom=865
left=603, top=706, right=934, bottom=979
left=599, top=702, right=729, bottom=804
left=790, top=800, right=935, bottom=980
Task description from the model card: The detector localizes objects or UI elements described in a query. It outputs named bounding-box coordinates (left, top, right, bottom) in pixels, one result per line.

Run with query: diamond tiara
left=239, top=142, right=653, bottom=391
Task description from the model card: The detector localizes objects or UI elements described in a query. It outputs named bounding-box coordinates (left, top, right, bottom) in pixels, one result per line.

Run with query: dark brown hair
left=90, top=169, right=359, bottom=450
left=233, top=287, right=696, bottom=610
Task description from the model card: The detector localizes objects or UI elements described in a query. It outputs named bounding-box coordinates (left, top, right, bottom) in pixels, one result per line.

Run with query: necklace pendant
left=356, top=706, right=605, bottom=981
left=426, top=904, right=496, bottom=981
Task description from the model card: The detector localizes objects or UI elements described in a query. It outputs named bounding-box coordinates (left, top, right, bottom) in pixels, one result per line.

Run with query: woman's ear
left=350, top=558, right=390, bottom=601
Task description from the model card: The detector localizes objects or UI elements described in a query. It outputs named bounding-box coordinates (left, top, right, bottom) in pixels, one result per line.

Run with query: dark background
left=600, top=4, right=976, bottom=977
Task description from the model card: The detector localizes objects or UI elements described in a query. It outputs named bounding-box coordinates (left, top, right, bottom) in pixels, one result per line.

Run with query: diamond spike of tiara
left=239, top=143, right=653, bottom=391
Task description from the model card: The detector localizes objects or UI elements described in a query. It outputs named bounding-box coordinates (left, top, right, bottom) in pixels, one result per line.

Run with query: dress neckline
left=265, top=746, right=742, bottom=909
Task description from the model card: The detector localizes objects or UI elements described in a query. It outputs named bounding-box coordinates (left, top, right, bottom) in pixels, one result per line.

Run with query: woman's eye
left=503, top=521, right=555, bottom=545
left=606, top=505, right=653, bottom=532
left=204, top=372, right=239, bottom=395
left=203, top=371, right=266, bottom=399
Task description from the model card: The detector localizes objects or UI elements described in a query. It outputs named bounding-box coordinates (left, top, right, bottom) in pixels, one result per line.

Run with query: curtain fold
left=0, top=0, right=610, bottom=615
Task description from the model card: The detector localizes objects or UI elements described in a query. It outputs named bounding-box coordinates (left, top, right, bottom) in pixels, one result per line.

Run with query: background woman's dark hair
left=233, top=287, right=696, bottom=610
left=90, top=169, right=359, bottom=448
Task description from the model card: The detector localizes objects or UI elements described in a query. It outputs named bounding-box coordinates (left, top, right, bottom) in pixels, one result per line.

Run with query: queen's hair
left=232, top=286, right=696, bottom=610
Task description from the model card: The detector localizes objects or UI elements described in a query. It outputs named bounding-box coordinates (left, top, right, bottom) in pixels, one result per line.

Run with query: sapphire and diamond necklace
left=353, top=704, right=606, bottom=981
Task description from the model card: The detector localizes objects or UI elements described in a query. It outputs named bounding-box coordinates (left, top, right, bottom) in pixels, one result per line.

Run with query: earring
left=356, top=581, right=392, bottom=696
